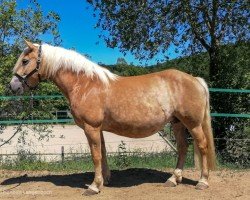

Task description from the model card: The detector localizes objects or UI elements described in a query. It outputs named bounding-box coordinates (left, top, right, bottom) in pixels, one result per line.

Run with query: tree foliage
left=88, top=0, right=249, bottom=82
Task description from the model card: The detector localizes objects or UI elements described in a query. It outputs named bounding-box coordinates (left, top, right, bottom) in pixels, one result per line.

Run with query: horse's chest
left=69, top=99, right=104, bottom=126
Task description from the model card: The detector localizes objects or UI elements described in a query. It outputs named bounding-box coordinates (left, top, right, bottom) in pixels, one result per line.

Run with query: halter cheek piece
left=14, top=45, right=42, bottom=90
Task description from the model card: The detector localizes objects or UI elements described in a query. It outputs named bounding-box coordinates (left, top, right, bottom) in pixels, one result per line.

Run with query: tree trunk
left=208, top=46, right=227, bottom=152
left=209, top=48, right=220, bottom=87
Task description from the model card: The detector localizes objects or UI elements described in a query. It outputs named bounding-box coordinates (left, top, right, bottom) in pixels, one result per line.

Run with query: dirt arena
left=0, top=169, right=249, bottom=200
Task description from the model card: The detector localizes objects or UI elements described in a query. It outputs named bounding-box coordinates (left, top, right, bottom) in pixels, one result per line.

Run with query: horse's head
left=10, top=40, right=43, bottom=94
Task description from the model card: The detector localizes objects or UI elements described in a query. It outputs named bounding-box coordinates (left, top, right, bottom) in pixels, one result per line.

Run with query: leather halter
left=14, top=45, right=42, bottom=90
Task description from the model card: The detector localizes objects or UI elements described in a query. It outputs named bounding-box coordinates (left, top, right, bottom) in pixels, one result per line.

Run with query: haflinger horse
left=10, top=40, right=216, bottom=195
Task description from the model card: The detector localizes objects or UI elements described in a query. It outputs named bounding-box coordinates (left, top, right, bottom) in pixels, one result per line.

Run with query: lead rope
left=0, top=92, right=34, bottom=147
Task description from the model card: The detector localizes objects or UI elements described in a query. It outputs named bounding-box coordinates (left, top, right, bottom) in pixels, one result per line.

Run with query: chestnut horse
left=10, top=41, right=216, bottom=195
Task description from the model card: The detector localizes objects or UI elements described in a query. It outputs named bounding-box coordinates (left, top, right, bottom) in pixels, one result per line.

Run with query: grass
left=0, top=151, right=195, bottom=173
left=0, top=147, right=248, bottom=172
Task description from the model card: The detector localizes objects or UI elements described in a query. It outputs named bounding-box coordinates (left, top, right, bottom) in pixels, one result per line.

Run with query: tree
left=0, top=0, right=61, bottom=55
left=87, top=0, right=249, bottom=84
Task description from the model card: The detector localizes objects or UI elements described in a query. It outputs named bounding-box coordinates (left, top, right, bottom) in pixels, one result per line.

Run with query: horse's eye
left=22, top=59, right=29, bottom=66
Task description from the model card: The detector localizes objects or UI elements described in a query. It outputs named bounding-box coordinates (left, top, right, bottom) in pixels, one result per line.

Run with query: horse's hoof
left=164, top=180, right=176, bottom=187
left=195, top=182, right=209, bottom=190
left=83, top=188, right=99, bottom=196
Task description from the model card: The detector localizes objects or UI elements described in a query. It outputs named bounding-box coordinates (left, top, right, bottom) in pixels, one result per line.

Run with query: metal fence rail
left=0, top=95, right=64, bottom=100
left=0, top=88, right=249, bottom=125
left=209, top=88, right=250, bottom=118
left=209, top=88, right=250, bottom=93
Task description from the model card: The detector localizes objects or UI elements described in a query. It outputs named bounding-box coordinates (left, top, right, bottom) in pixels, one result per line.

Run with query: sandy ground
left=0, top=125, right=169, bottom=160
left=0, top=169, right=249, bottom=200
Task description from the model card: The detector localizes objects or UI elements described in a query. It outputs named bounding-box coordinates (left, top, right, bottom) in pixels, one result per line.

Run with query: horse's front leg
left=83, top=124, right=103, bottom=196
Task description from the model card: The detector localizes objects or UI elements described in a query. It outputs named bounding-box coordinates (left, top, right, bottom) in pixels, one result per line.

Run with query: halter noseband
left=14, top=45, right=42, bottom=90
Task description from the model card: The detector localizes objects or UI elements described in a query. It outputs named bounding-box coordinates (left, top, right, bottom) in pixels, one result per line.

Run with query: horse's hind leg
left=165, top=121, right=188, bottom=187
left=189, top=125, right=209, bottom=190
left=101, top=131, right=111, bottom=185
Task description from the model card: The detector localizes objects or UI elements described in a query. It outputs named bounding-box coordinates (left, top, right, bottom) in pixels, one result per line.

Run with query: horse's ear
left=24, top=39, right=35, bottom=49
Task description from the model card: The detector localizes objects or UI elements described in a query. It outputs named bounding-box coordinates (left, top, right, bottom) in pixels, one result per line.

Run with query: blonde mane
left=41, top=44, right=118, bottom=85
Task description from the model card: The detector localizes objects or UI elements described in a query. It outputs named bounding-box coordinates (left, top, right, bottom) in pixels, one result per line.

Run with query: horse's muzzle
left=9, top=76, right=24, bottom=94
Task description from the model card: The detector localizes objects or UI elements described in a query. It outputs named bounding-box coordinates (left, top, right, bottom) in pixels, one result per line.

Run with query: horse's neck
left=51, top=69, right=91, bottom=100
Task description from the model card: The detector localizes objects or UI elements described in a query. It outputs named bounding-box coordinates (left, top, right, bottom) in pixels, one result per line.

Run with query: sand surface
left=0, top=169, right=249, bottom=200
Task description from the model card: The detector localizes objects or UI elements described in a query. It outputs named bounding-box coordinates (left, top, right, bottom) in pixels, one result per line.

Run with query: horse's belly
left=104, top=124, right=165, bottom=138
left=102, top=108, right=172, bottom=138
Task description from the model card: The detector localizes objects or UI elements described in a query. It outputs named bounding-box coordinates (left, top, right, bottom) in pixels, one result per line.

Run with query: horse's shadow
left=0, top=168, right=197, bottom=189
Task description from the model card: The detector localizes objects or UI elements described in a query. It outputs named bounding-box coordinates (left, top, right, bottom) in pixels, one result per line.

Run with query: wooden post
left=61, top=146, right=64, bottom=163
left=193, top=141, right=201, bottom=169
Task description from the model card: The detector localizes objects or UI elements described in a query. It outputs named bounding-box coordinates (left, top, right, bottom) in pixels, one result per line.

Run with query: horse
left=10, top=40, right=216, bottom=196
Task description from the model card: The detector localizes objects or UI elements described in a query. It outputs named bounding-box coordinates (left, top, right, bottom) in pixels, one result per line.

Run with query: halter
left=14, top=45, right=42, bottom=90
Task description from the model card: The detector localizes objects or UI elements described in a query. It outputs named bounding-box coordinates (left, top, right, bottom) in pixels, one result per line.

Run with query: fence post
left=193, top=141, right=201, bottom=169
left=61, top=146, right=64, bottom=163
